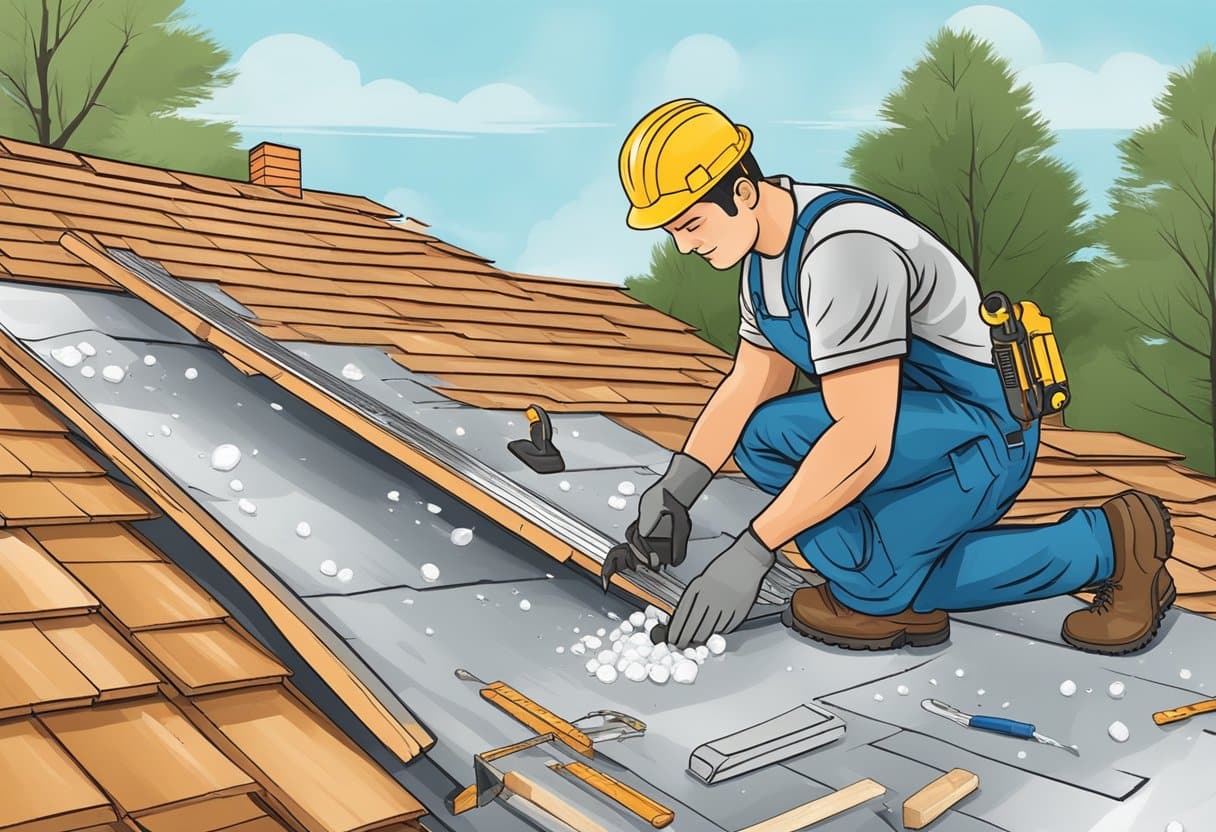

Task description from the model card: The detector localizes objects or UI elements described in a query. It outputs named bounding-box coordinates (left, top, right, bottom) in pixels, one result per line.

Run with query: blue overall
left=735, top=190, right=1116, bottom=615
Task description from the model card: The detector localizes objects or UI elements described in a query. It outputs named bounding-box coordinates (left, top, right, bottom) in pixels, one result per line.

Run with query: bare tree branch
left=1121, top=348, right=1212, bottom=425
left=1157, top=224, right=1209, bottom=294
left=55, top=0, right=96, bottom=50
left=52, top=15, right=135, bottom=147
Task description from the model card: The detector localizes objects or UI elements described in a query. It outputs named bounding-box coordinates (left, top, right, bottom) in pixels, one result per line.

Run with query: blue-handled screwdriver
left=921, top=698, right=1079, bottom=756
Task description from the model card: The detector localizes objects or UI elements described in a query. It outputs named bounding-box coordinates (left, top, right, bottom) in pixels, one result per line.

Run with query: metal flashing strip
left=106, top=247, right=806, bottom=611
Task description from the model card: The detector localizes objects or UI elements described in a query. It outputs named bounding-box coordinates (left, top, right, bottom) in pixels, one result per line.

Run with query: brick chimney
left=249, top=142, right=301, bottom=198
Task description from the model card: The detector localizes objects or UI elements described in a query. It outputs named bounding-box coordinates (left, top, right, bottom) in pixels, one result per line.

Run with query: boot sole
left=1062, top=493, right=1176, bottom=656
left=780, top=604, right=950, bottom=651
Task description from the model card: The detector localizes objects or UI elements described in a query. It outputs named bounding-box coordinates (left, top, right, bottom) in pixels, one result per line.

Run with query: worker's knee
left=795, top=503, right=899, bottom=597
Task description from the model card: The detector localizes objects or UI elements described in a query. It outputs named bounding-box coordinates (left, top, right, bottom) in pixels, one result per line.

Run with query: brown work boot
left=1061, top=490, right=1176, bottom=655
left=781, top=583, right=950, bottom=650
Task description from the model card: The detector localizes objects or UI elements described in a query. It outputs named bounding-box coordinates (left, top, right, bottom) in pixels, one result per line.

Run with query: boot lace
left=1089, top=580, right=1119, bottom=614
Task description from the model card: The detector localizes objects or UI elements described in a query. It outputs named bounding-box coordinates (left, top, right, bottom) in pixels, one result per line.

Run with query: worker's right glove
left=632, top=452, right=712, bottom=568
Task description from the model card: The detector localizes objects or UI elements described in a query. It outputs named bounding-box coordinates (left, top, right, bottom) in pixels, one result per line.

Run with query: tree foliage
left=0, top=0, right=244, bottom=177
left=1059, top=50, right=1216, bottom=472
left=845, top=28, right=1091, bottom=306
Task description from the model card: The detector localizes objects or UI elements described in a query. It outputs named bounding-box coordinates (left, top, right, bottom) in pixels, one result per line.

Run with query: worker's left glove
left=666, top=525, right=775, bottom=649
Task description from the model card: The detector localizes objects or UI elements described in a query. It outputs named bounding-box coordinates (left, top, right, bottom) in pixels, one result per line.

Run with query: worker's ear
left=734, top=177, right=759, bottom=212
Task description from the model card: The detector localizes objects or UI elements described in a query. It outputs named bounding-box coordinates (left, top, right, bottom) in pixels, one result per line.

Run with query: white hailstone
left=582, top=636, right=602, bottom=650
left=160, top=425, right=172, bottom=436
left=81, top=366, right=96, bottom=378
left=450, top=528, right=473, bottom=546
left=612, top=640, right=624, bottom=654
left=595, top=664, right=618, bottom=684
left=210, top=444, right=241, bottom=471
left=387, top=490, right=400, bottom=502
left=596, top=628, right=606, bottom=637
left=171, top=413, right=180, bottom=419
left=648, top=664, right=670, bottom=684
left=1017, top=751, right=1027, bottom=760
left=636, top=641, right=653, bottom=658
left=672, top=661, right=698, bottom=684
left=874, top=694, right=885, bottom=702
left=570, top=642, right=587, bottom=656
left=319, top=559, right=338, bottom=576
left=929, top=679, right=938, bottom=686
left=629, top=611, right=646, bottom=628
left=644, top=605, right=661, bottom=620
left=102, top=365, right=125, bottom=383
left=1002, top=702, right=1010, bottom=709
left=337, top=568, right=354, bottom=583
left=296, top=522, right=312, bottom=538
left=424, top=626, right=434, bottom=636
left=683, top=647, right=698, bottom=661
left=184, top=367, right=198, bottom=380
left=573, top=627, right=580, bottom=634
left=644, top=619, right=657, bottom=633
left=651, top=643, right=668, bottom=659
left=622, top=648, right=639, bottom=662
left=571, top=430, right=580, bottom=437
left=519, top=599, right=531, bottom=611
left=77, top=341, right=96, bottom=357
left=559, top=480, right=571, bottom=492
left=143, top=355, right=157, bottom=366
left=229, top=479, right=244, bottom=492
left=608, top=628, right=621, bottom=641
left=977, top=689, right=986, bottom=696
left=251, top=449, right=258, bottom=455
left=1166, top=821, right=1185, bottom=832
left=625, top=662, right=648, bottom=682
left=420, top=563, right=440, bottom=583
left=615, top=655, right=629, bottom=672
left=238, top=498, right=256, bottom=515
left=426, top=503, right=442, bottom=513
left=707, top=634, right=726, bottom=655
left=1181, top=669, right=1193, bottom=680
left=402, top=598, right=414, bottom=605
left=694, top=645, right=709, bottom=663
left=897, top=685, right=910, bottom=696
left=341, top=363, right=364, bottom=381
left=585, top=658, right=600, bottom=675
left=659, top=653, right=674, bottom=668
left=786, top=666, right=793, bottom=672
left=1108, top=681, right=1126, bottom=699
left=597, top=650, right=616, bottom=665
left=271, top=402, right=283, bottom=411
left=607, top=611, right=620, bottom=621
left=1108, top=721, right=1130, bottom=743
left=607, top=495, right=627, bottom=511
left=475, top=593, right=486, bottom=602
left=619, top=620, right=634, bottom=634
left=51, top=345, right=83, bottom=367
left=1059, top=680, right=1077, bottom=697
left=555, top=646, right=565, bottom=654
left=617, top=481, right=636, bottom=496
left=954, top=668, right=966, bottom=678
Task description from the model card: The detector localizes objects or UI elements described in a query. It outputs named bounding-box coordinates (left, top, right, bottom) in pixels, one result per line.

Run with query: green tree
left=625, top=239, right=742, bottom=355
left=1059, top=50, right=1216, bottom=473
left=0, top=0, right=244, bottom=177
left=845, top=29, right=1091, bottom=306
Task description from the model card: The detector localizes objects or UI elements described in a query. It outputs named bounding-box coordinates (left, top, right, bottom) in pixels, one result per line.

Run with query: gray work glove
left=666, top=525, right=776, bottom=649
left=632, top=452, right=713, bottom=568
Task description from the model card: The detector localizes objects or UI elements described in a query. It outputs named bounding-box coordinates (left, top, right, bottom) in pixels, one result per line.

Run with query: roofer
left=615, top=98, right=1177, bottom=655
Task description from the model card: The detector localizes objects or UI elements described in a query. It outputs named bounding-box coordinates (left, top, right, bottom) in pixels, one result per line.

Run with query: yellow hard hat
left=619, top=99, right=753, bottom=230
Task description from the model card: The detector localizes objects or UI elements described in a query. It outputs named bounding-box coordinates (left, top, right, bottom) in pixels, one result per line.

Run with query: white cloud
left=652, top=34, right=744, bottom=104
left=514, top=176, right=660, bottom=284
left=943, top=5, right=1170, bottom=129
left=186, top=34, right=599, bottom=135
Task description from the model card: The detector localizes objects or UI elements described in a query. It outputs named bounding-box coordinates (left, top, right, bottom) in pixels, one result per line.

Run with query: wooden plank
left=1168, top=558, right=1216, bottom=595
left=1175, top=514, right=1216, bottom=536
left=1030, top=459, right=1098, bottom=478
left=64, top=562, right=226, bottom=631
left=225, top=286, right=401, bottom=317
left=0, top=393, right=67, bottom=432
left=52, top=477, right=156, bottom=522
left=303, top=190, right=400, bottom=219
left=0, top=239, right=87, bottom=263
left=384, top=331, right=716, bottom=371
left=136, top=794, right=265, bottom=832
left=612, top=415, right=693, bottom=452
left=1098, top=463, right=1216, bottom=503
left=430, top=373, right=629, bottom=404
left=0, top=529, right=97, bottom=620
left=40, top=697, right=257, bottom=816
left=0, top=433, right=105, bottom=476
left=0, top=717, right=117, bottom=832
left=1171, top=527, right=1216, bottom=570
left=191, top=686, right=426, bottom=832
left=0, top=439, right=32, bottom=474
left=0, top=281, right=434, bottom=764
left=31, top=523, right=163, bottom=563
left=738, top=779, right=886, bottom=832
left=0, top=137, right=83, bottom=166
left=0, top=478, right=90, bottom=524
left=134, top=622, right=288, bottom=695
left=83, top=155, right=182, bottom=185
left=1032, top=473, right=1128, bottom=500
left=250, top=252, right=493, bottom=283
left=0, top=622, right=98, bottom=714
left=36, top=615, right=161, bottom=701
left=1038, top=428, right=1184, bottom=460
left=0, top=255, right=113, bottom=288
left=390, top=353, right=704, bottom=386
left=903, top=768, right=978, bottom=829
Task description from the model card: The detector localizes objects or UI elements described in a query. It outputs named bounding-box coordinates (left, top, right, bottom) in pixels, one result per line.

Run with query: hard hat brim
left=624, top=125, right=753, bottom=230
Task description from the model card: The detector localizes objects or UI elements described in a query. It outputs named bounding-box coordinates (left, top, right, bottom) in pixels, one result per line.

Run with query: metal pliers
left=600, top=490, right=692, bottom=591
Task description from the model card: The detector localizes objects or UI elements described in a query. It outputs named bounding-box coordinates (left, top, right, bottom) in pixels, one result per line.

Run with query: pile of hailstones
left=568, top=605, right=726, bottom=685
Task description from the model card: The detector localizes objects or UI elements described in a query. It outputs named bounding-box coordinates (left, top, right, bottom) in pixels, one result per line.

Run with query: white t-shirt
left=739, top=177, right=991, bottom=375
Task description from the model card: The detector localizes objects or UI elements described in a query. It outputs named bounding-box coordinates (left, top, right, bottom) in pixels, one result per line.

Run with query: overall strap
left=780, top=189, right=905, bottom=314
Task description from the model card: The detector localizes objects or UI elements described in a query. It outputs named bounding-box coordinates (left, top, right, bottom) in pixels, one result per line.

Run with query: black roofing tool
left=507, top=404, right=565, bottom=474
left=601, top=490, right=692, bottom=592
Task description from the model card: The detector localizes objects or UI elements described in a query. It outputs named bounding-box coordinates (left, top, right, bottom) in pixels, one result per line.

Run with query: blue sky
left=178, top=0, right=1214, bottom=283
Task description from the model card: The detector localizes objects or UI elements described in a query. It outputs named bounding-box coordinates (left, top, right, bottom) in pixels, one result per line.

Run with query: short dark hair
left=698, top=151, right=763, bottom=216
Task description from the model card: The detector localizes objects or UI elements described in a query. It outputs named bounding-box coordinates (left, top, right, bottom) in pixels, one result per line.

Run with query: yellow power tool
left=979, top=291, right=1069, bottom=425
